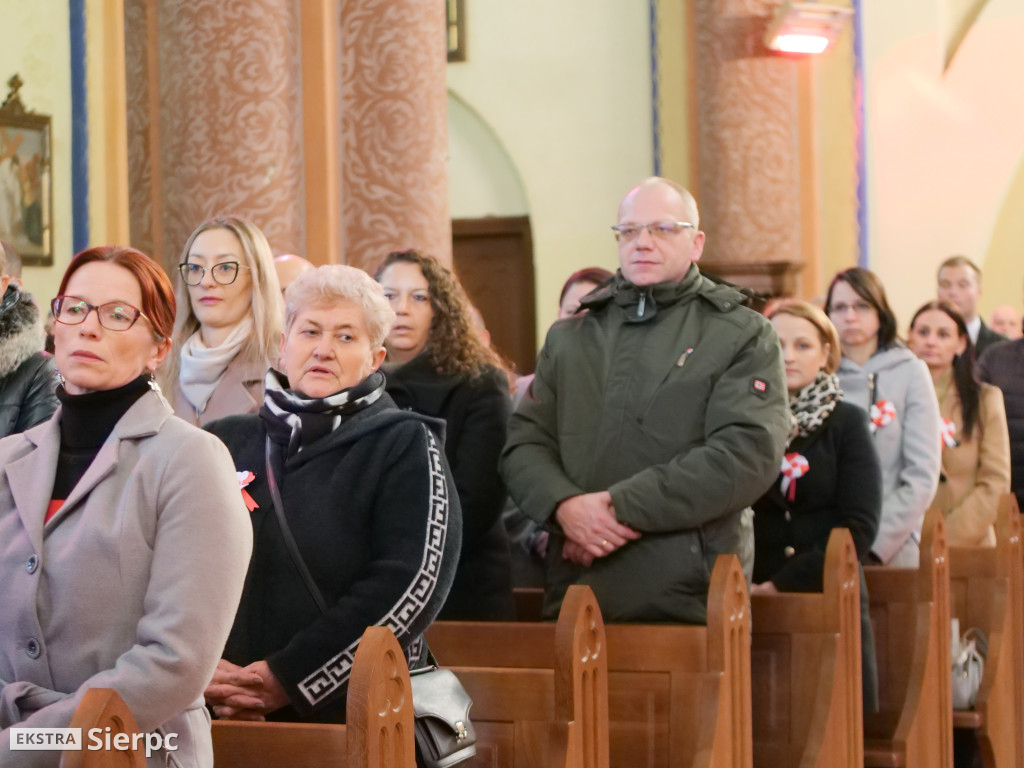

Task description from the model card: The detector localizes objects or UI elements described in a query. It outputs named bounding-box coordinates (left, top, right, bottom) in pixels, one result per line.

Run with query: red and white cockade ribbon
left=780, top=452, right=809, bottom=502
left=941, top=418, right=960, bottom=450
left=237, top=471, right=259, bottom=512
left=870, top=399, right=897, bottom=431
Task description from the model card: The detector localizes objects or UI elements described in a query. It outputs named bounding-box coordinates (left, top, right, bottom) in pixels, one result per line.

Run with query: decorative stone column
left=691, top=0, right=812, bottom=295
left=125, top=0, right=306, bottom=270
left=339, top=0, right=451, bottom=271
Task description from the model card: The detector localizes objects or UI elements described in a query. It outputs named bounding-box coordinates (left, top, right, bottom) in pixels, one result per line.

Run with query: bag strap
left=265, top=436, right=329, bottom=615
left=963, top=627, right=989, bottom=657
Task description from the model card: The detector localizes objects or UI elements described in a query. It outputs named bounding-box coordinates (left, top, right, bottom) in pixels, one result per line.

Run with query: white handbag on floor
left=951, top=618, right=986, bottom=710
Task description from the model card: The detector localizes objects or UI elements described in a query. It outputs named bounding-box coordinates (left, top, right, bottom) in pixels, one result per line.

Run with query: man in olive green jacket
left=501, top=178, right=789, bottom=623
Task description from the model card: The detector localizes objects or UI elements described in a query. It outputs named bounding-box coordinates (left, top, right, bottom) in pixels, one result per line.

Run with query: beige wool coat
left=0, top=390, right=252, bottom=767
left=173, top=355, right=267, bottom=427
left=932, top=371, right=1012, bottom=546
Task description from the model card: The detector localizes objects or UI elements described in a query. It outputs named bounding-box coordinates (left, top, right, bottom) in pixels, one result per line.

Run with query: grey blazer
left=0, top=390, right=253, bottom=767
left=173, top=355, right=268, bottom=427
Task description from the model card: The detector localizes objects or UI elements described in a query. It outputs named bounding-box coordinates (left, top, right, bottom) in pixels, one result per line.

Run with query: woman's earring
left=55, top=370, right=65, bottom=386
left=147, top=370, right=163, bottom=395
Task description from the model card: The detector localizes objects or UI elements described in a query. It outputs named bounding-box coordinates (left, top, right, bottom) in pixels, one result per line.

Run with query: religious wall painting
left=0, top=75, right=53, bottom=267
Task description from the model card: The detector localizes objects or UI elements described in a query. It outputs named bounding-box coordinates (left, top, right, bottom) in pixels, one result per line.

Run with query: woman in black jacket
left=753, top=299, right=882, bottom=711
left=204, top=265, right=460, bottom=723
left=376, top=250, right=515, bottom=621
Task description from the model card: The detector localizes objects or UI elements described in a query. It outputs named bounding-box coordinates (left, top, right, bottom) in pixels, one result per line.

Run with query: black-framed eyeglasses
left=51, top=295, right=157, bottom=334
left=178, top=261, right=248, bottom=286
left=611, top=221, right=695, bottom=242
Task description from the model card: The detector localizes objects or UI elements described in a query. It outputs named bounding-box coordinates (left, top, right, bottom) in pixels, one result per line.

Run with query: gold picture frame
left=0, top=75, right=53, bottom=267
left=447, top=0, right=466, bottom=62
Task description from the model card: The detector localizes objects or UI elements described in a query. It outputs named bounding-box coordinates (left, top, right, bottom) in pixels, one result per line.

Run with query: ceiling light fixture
left=765, top=1, right=853, bottom=55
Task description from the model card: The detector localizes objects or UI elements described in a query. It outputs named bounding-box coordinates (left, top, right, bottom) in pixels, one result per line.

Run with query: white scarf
left=178, top=317, right=254, bottom=413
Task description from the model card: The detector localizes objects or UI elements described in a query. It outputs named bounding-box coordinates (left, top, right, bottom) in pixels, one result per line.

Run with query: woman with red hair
left=0, top=246, right=252, bottom=767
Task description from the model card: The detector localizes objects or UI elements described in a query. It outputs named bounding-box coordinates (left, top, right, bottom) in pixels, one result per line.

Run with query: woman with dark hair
left=908, top=301, right=1010, bottom=546
left=0, top=246, right=251, bottom=767
left=825, top=267, right=941, bottom=566
left=376, top=250, right=514, bottom=620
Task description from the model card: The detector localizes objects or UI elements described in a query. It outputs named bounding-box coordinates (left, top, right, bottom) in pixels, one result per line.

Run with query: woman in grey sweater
left=825, top=268, right=942, bottom=566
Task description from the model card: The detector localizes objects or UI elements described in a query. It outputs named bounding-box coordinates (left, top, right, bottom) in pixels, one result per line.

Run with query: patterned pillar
left=693, top=0, right=803, bottom=271
left=125, top=0, right=306, bottom=270
left=339, top=0, right=451, bottom=271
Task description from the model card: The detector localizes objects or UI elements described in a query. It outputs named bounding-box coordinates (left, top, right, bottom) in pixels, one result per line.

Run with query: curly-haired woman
left=376, top=250, right=514, bottom=620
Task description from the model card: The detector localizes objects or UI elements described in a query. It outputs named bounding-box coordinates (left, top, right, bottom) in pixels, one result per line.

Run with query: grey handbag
left=409, top=664, right=477, bottom=768
left=951, top=624, right=987, bottom=710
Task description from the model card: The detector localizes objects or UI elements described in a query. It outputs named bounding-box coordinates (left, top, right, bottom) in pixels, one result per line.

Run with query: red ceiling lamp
left=765, top=1, right=853, bottom=55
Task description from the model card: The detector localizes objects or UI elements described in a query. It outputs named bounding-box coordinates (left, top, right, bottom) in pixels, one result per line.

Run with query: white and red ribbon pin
left=941, top=418, right=960, bottom=450
left=237, top=471, right=259, bottom=512
left=870, top=400, right=896, bottom=430
left=780, top=453, right=809, bottom=501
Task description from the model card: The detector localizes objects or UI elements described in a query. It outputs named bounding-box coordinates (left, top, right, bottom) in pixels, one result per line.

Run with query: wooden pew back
left=212, top=625, right=415, bottom=768
left=948, top=494, right=1023, bottom=768
left=750, top=527, right=863, bottom=768
left=428, top=554, right=751, bottom=768
left=864, top=509, right=953, bottom=768
left=555, top=586, right=609, bottom=768
left=60, top=688, right=144, bottom=768
left=431, top=584, right=606, bottom=768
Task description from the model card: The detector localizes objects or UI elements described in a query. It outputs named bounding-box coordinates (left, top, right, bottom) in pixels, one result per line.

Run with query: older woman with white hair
left=203, top=265, right=461, bottom=723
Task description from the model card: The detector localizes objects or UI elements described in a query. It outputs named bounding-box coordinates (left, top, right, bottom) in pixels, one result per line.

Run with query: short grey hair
left=284, top=265, right=396, bottom=348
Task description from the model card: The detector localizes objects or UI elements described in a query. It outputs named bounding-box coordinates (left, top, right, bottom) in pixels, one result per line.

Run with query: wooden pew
left=428, top=554, right=752, bottom=768
left=421, top=584, right=606, bottom=768
left=863, top=509, right=953, bottom=768
left=212, top=625, right=415, bottom=768
left=948, top=493, right=1024, bottom=768
left=750, top=527, right=863, bottom=768
left=61, top=688, right=144, bottom=768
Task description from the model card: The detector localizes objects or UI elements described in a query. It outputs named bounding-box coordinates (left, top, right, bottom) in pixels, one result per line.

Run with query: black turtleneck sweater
left=48, top=375, right=151, bottom=522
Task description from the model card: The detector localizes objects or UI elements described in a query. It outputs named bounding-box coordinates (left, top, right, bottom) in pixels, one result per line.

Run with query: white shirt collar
left=966, top=315, right=982, bottom=343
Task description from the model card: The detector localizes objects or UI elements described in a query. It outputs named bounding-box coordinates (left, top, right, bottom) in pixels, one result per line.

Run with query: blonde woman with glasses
left=162, top=216, right=284, bottom=426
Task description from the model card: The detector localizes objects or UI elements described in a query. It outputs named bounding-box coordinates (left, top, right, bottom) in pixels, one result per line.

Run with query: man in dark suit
left=937, top=256, right=1007, bottom=356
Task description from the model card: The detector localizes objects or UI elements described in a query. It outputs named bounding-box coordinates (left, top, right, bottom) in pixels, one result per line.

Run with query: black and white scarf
left=788, top=370, right=843, bottom=445
left=260, top=369, right=386, bottom=456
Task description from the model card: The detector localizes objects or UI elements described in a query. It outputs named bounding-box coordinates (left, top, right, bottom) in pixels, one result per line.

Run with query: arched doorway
left=448, top=91, right=536, bottom=374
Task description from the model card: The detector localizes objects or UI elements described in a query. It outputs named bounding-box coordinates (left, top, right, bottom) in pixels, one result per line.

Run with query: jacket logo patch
left=751, top=378, right=769, bottom=398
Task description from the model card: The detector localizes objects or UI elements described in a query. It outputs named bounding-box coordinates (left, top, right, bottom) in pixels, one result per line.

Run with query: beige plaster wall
left=447, top=93, right=528, bottom=219
left=863, top=0, right=1024, bottom=328
left=446, top=1, right=653, bottom=340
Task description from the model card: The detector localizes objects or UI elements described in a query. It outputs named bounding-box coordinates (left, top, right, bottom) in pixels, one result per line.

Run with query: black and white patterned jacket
left=206, top=393, right=461, bottom=722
